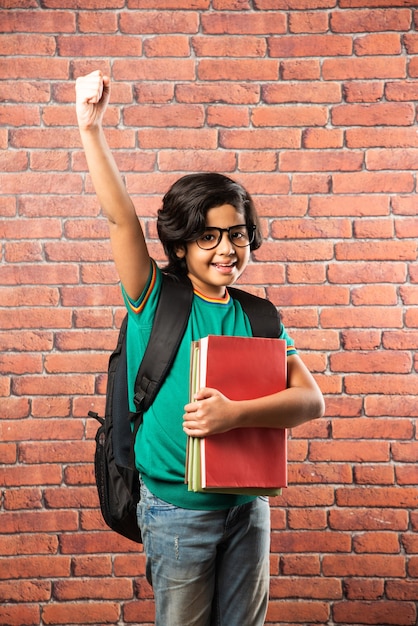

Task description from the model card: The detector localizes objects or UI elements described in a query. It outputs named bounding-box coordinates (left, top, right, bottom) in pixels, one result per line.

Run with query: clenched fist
left=75, top=70, right=110, bottom=131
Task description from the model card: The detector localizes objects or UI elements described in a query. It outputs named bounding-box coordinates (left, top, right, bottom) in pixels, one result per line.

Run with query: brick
left=113, top=58, right=195, bottom=81
left=384, top=330, right=418, bottom=349
left=281, top=58, right=321, bottom=80
left=337, top=486, right=418, bottom=509
left=72, top=555, right=113, bottom=577
left=328, top=262, right=406, bottom=284
left=322, top=57, right=406, bottom=81
left=354, top=464, right=395, bottom=485
left=129, top=0, right=207, bottom=6
left=0, top=33, right=56, bottom=56
left=271, top=33, right=353, bottom=58
left=333, top=600, right=416, bottom=625
left=347, top=126, right=418, bottom=148
left=0, top=605, right=40, bottom=626
left=192, top=35, right=266, bottom=57
left=0, top=551, right=71, bottom=578
left=386, top=79, right=418, bottom=102
left=271, top=529, right=351, bottom=554
left=280, top=554, right=321, bottom=576
left=220, top=128, right=301, bottom=149
left=281, top=150, right=363, bottom=172
left=321, top=307, right=403, bottom=329
left=343, top=81, right=384, bottom=103
left=353, top=217, right=394, bottom=239
left=0, top=104, right=40, bottom=126
left=329, top=508, right=408, bottom=532
left=331, top=9, right=412, bottom=34
left=345, top=374, right=415, bottom=395
left=1, top=10, right=75, bottom=33
left=292, top=173, right=331, bottom=194
left=353, top=531, right=400, bottom=554
left=303, top=127, right=344, bottom=148
left=199, top=58, right=279, bottom=81
left=238, top=151, right=277, bottom=172
left=78, top=11, right=118, bottom=33
left=42, top=602, right=120, bottom=625
left=119, top=11, right=199, bottom=34
left=207, top=105, right=249, bottom=127
left=322, top=554, right=406, bottom=578
left=201, top=12, right=286, bottom=35
left=336, top=240, right=416, bottom=261
left=176, top=82, right=260, bottom=104
left=354, top=33, right=402, bottom=56
left=270, top=575, right=341, bottom=599
left=310, top=440, right=390, bottom=463
left=0, top=580, right=51, bottom=602
left=0, top=218, right=62, bottom=240
left=19, top=440, right=93, bottom=466
left=58, top=35, right=143, bottom=57
left=253, top=105, right=327, bottom=127
left=121, top=599, right=156, bottom=625
left=351, top=285, right=398, bottom=306
left=53, top=577, right=133, bottom=600
left=288, top=10, right=329, bottom=34
left=332, top=103, right=415, bottom=126
left=396, top=465, right=418, bottom=485
left=330, top=351, right=412, bottom=374
left=280, top=306, right=319, bottom=329
left=288, top=463, right=352, bottom=486
left=386, top=579, right=418, bottom=601
left=255, top=240, right=333, bottom=263
left=344, top=578, right=384, bottom=600
left=0, top=532, right=57, bottom=556
left=286, top=263, right=326, bottom=284
left=310, top=194, right=390, bottom=217
left=4, top=488, right=42, bottom=510
left=0, top=57, right=69, bottom=80
left=138, top=128, right=218, bottom=149
left=391, top=442, right=418, bottom=463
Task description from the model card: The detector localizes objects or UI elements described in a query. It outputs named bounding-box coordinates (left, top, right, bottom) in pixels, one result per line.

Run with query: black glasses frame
left=195, top=225, right=256, bottom=250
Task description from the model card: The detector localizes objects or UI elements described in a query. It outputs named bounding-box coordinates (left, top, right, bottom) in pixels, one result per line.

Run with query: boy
left=76, top=70, right=325, bottom=626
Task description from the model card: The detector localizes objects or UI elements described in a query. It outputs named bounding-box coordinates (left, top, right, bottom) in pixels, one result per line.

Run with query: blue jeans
left=137, top=480, right=271, bottom=626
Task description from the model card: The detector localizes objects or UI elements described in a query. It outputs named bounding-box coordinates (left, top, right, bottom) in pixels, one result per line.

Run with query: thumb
left=194, top=387, right=216, bottom=400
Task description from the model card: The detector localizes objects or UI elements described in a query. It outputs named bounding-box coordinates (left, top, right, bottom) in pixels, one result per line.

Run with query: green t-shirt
left=123, top=261, right=297, bottom=510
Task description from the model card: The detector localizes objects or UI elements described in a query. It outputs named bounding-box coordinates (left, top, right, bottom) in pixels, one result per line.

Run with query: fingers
left=76, top=70, right=109, bottom=105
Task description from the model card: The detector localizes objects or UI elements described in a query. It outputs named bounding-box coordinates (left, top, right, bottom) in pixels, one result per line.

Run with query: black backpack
left=89, top=274, right=282, bottom=543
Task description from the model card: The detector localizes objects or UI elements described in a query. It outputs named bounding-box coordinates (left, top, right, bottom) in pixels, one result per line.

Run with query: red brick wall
left=1, top=2, right=417, bottom=625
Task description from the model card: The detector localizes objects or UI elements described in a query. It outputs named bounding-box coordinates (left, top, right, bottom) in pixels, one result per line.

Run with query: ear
left=174, top=245, right=186, bottom=259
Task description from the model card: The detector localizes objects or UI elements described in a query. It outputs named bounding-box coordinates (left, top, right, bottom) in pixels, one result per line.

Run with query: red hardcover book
left=187, top=335, right=287, bottom=495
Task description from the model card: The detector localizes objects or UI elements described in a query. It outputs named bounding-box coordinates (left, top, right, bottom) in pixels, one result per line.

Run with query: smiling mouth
left=212, top=261, right=237, bottom=274
left=213, top=261, right=236, bottom=267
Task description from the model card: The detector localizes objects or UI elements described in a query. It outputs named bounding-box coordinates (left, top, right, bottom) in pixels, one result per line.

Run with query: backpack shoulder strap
left=228, top=287, right=281, bottom=338
left=132, top=273, right=193, bottom=415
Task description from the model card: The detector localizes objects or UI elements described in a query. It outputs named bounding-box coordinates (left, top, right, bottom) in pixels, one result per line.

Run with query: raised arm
left=75, top=70, right=150, bottom=300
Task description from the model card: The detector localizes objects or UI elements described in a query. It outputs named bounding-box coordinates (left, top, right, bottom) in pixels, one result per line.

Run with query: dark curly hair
left=157, top=173, right=262, bottom=275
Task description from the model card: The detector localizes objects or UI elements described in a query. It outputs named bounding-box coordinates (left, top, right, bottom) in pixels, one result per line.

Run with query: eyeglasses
left=195, top=225, right=256, bottom=250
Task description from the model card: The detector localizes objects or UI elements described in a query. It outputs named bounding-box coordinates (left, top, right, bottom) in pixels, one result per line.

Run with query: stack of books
left=185, top=334, right=288, bottom=496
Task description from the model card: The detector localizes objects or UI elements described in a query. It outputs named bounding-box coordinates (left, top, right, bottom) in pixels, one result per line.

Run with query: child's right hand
left=75, top=70, right=110, bottom=131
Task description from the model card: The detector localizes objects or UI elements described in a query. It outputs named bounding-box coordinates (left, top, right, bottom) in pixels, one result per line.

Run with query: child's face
left=177, top=204, right=251, bottom=298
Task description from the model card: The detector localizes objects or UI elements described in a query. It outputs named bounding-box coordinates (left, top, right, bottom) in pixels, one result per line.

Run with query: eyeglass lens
left=196, top=225, right=255, bottom=250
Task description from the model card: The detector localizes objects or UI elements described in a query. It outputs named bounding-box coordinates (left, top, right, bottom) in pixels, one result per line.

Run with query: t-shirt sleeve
left=121, top=259, right=161, bottom=325
left=279, top=323, right=298, bottom=357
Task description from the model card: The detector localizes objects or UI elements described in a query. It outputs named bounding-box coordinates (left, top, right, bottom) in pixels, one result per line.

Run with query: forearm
left=233, top=385, right=325, bottom=430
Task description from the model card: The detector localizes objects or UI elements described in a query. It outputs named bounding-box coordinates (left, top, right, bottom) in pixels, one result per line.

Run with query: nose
left=217, top=230, right=235, bottom=254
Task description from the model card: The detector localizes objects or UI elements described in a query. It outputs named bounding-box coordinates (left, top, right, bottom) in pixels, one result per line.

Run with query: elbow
left=313, top=391, right=326, bottom=421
